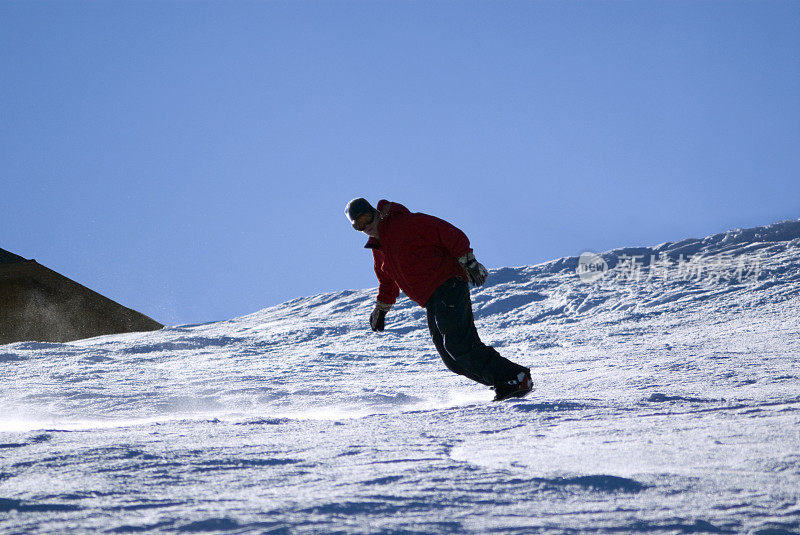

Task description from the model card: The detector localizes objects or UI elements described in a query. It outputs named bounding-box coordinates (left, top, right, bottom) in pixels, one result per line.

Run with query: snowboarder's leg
left=426, top=278, right=528, bottom=388
left=426, top=303, right=489, bottom=385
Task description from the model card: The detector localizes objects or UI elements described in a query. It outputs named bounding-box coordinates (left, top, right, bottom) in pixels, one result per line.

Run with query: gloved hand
left=370, top=301, right=392, bottom=332
left=458, top=252, right=489, bottom=286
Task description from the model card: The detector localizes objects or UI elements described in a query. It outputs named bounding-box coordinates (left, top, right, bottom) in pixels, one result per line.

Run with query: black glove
left=458, top=252, right=489, bottom=286
left=370, top=301, right=392, bottom=332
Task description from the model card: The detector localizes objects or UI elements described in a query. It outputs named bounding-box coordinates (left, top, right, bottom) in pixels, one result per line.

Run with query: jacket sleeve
left=373, top=249, right=400, bottom=305
left=417, top=213, right=472, bottom=259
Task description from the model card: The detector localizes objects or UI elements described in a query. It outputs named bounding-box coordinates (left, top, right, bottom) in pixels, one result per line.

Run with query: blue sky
left=2, top=0, right=798, bottom=325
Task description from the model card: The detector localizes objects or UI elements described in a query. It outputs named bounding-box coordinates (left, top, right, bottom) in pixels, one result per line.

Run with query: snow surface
left=2, top=220, right=800, bottom=534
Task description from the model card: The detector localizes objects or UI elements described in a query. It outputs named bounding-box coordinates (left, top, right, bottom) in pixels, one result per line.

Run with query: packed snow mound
left=475, top=218, right=800, bottom=322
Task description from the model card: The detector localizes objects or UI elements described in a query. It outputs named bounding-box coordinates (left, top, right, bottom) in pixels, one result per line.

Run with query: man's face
left=352, top=211, right=380, bottom=238
left=362, top=213, right=380, bottom=238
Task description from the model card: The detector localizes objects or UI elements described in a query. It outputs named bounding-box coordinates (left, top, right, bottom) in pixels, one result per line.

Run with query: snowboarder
left=345, top=198, right=533, bottom=401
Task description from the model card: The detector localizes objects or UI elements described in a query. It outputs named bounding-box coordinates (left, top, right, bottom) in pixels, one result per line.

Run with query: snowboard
left=493, top=385, right=534, bottom=402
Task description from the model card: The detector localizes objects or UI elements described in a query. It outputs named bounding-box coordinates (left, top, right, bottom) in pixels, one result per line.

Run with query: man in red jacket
left=345, top=198, right=533, bottom=401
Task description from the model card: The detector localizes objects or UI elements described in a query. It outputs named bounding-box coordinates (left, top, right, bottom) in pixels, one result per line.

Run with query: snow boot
left=493, top=370, right=533, bottom=401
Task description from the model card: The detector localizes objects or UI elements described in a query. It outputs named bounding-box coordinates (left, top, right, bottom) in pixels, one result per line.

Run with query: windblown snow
left=2, top=220, right=800, bottom=534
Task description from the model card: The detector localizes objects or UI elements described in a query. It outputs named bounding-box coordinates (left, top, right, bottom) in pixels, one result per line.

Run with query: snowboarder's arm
left=373, top=250, right=400, bottom=305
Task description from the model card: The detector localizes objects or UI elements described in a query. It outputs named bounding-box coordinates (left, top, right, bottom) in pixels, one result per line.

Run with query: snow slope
left=2, top=219, right=800, bottom=534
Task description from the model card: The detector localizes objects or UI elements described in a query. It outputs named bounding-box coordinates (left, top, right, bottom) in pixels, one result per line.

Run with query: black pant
left=426, top=278, right=528, bottom=388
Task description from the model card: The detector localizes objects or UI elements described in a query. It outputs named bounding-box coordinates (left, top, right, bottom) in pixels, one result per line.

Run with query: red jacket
left=365, top=200, right=472, bottom=307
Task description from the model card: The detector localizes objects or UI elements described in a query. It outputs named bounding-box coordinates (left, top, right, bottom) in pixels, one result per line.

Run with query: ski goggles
left=351, top=211, right=374, bottom=231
